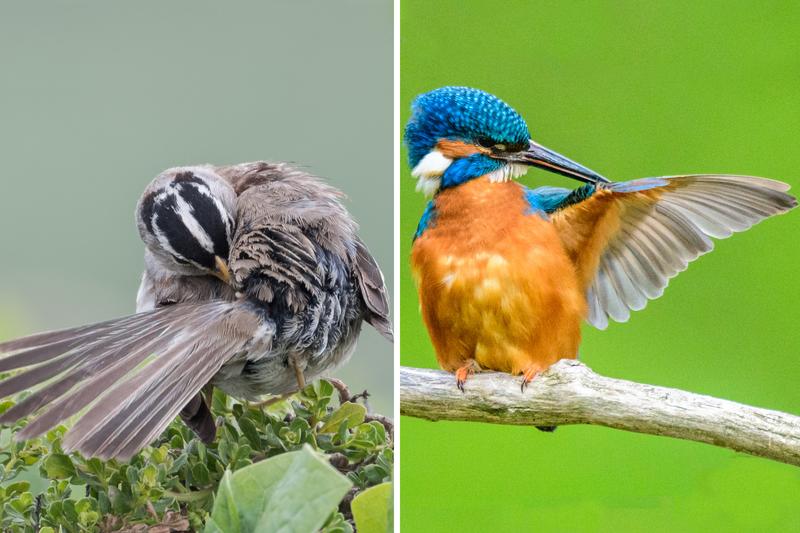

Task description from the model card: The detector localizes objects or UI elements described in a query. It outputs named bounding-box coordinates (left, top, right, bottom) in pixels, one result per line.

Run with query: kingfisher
left=407, top=86, right=797, bottom=392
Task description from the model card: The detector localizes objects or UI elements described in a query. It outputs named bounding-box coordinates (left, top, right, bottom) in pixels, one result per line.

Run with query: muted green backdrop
left=400, top=1, right=800, bottom=531
left=0, top=1, right=393, bottom=416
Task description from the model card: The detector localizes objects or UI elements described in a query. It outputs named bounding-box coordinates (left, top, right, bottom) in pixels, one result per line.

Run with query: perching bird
left=407, top=86, right=796, bottom=392
left=0, top=161, right=391, bottom=460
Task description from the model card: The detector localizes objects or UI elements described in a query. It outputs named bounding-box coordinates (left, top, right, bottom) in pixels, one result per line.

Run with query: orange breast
left=411, top=178, right=586, bottom=375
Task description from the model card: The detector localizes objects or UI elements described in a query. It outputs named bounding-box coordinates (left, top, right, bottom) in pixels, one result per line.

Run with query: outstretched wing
left=0, top=302, right=266, bottom=460
left=540, top=175, right=796, bottom=329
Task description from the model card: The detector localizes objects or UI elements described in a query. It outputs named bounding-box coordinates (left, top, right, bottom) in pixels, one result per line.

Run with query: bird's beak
left=503, top=140, right=609, bottom=185
left=213, top=256, right=232, bottom=284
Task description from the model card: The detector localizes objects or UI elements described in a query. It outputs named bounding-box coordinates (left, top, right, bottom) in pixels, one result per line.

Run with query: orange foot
left=520, top=365, right=545, bottom=393
left=455, top=359, right=480, bottom=392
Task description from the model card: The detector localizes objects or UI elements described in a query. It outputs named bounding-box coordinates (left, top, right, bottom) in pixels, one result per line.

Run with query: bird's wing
left=223, top=162, right=392, bottom=341
left=543, top=175, right=796, bottom=329
left=0, top=302, right=267, bottom=460
left=354, top=238, right=393, bottom=342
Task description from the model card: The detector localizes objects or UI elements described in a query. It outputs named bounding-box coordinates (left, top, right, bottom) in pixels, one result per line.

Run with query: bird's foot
left=520, top=366, right=544, bottom=393
left=455, top=359, right=481, bottom=392
left=289, top=353, right=307, bottom=390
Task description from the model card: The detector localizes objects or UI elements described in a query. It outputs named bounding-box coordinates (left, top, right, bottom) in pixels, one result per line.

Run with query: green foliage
left=351, top=483, right=392, bottom=533
left=207, top=445, right=351, bottom=533
left=0, top=380, right=393, bottom=532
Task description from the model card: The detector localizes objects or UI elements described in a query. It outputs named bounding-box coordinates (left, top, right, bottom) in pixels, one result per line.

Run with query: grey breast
left=211, top=162, right=369, bottom=397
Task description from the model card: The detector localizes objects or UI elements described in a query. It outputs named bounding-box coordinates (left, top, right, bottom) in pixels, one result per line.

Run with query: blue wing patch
left=413, top=200, right=437, bottom=241
left=524, top=178, right=669, bottom=215
left=524, top=185, right=595, bottom=214
left=524, top=186, right=575, bottom=213
left=608, top=177, right=669, bottom=193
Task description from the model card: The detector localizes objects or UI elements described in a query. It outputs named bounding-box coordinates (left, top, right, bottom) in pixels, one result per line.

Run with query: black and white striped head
left=137, top=167, right=236, bottom=280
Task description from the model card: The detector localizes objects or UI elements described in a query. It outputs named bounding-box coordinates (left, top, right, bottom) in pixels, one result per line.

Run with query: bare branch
left=400, top=359, right=800, bottom=467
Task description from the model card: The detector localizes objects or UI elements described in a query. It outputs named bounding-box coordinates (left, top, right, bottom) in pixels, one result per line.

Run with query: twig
left=328, top=378, right=353, bottom=403
left=365, top=414, right=394, bottom=438
left=400, top=359, right=800, bottom=467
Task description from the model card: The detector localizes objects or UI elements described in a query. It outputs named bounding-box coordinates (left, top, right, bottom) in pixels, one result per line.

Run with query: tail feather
left=0, top=302, right=265, bottom=461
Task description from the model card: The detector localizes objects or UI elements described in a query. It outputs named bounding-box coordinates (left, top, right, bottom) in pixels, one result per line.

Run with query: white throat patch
left=486, top=163, right=529, bottom=183
left=411, top=149, right=452, bottom=197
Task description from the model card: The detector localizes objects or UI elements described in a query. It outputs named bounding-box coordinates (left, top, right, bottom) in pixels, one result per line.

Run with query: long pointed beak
left=213, top=256, right=232, bottom=284
left=504, top=140, right=609, bottom=185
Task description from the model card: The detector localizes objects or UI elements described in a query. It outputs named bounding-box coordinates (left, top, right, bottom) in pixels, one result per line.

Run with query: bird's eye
left=476, top=136, right=511, bottom=152
left=476, top=136, right=495, bottom=148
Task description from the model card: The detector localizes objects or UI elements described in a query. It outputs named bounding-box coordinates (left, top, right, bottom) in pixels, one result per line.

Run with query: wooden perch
left=400, top=359, right=800, bottom=467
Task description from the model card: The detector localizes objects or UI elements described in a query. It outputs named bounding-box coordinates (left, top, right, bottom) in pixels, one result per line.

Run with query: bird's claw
left=520, top=367, right=541, bottom=393
left=454, top=361, right=478, bottom=393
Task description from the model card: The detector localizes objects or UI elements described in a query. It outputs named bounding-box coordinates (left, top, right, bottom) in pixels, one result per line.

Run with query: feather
left=354, top=238, right=393, bottom=342
left=552, top=174, right=796, bottom=328
left=0, top=302, right=264, bottom=461
left=0, top=160, right=391, bottom=461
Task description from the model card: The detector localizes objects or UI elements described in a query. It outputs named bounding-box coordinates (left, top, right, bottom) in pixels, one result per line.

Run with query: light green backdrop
left=400, top=1, right=800, bottom=531
left=0, top=1, right=393, bottom=415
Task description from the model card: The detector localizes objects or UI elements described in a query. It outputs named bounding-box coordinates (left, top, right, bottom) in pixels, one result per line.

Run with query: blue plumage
left=441, top=154, right=505, bottom=189
left=405, top=86, right=530, bottom=168
left=609, top=178, right=669, bottom=193
left=414, top=200, right=437, bottom=241
left=523, top=178, right=670, bottom=215
left=523, top=186, right=574, bottom=213
left=407, top=86, right=631, bottom=240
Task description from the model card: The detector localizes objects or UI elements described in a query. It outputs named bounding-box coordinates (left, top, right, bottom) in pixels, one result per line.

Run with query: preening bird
left=0, top=161, right=391, bottom=460
left=407, top=86, right=796, bottom=391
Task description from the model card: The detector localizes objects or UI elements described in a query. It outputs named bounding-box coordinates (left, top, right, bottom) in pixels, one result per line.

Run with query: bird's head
left=136, top=166, right=236, bottom=283
left=404, top=86, right=608, bottom=195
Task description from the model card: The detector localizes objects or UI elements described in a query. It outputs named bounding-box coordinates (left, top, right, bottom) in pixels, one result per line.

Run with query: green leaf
left=4, top=481, right=30, bottom=497
left=352, top=482, right=393, bottom=533
left=319, top=403, right=367, bottom=434
left=208, top=444, right=351, bottom=533
left=315, top=379, right=335, bottom=401
left=0, top=400, right=15, bottom=415
left=141, top=464, right=159, bottom=487
left=206, top=470, right=240, bottom=533
left=212, top=388, right=230, bottom=413
left=192, top=462, right=212, bottom=486
left=322, top=511, right=355, bottom=533
left=43, top=453, right=76, bottom=479
left=237, top=417, right=262, bottom=449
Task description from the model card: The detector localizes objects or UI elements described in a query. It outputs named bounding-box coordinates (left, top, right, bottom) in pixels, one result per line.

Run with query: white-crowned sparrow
left=0, top=161, right=392, bottom=460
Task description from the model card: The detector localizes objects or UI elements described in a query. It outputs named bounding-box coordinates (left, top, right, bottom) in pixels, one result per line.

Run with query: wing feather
left=0, top=302, right=265, bottom=460
left=551, top=175, right=796, bottom=329
left=354, top=238, right=393, bottom=342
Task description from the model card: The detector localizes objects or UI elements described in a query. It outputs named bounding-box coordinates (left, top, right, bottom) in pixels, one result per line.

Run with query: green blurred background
left=0, top=1, right=393, bottom=416
left=400, top=1, right=800, bottom=531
